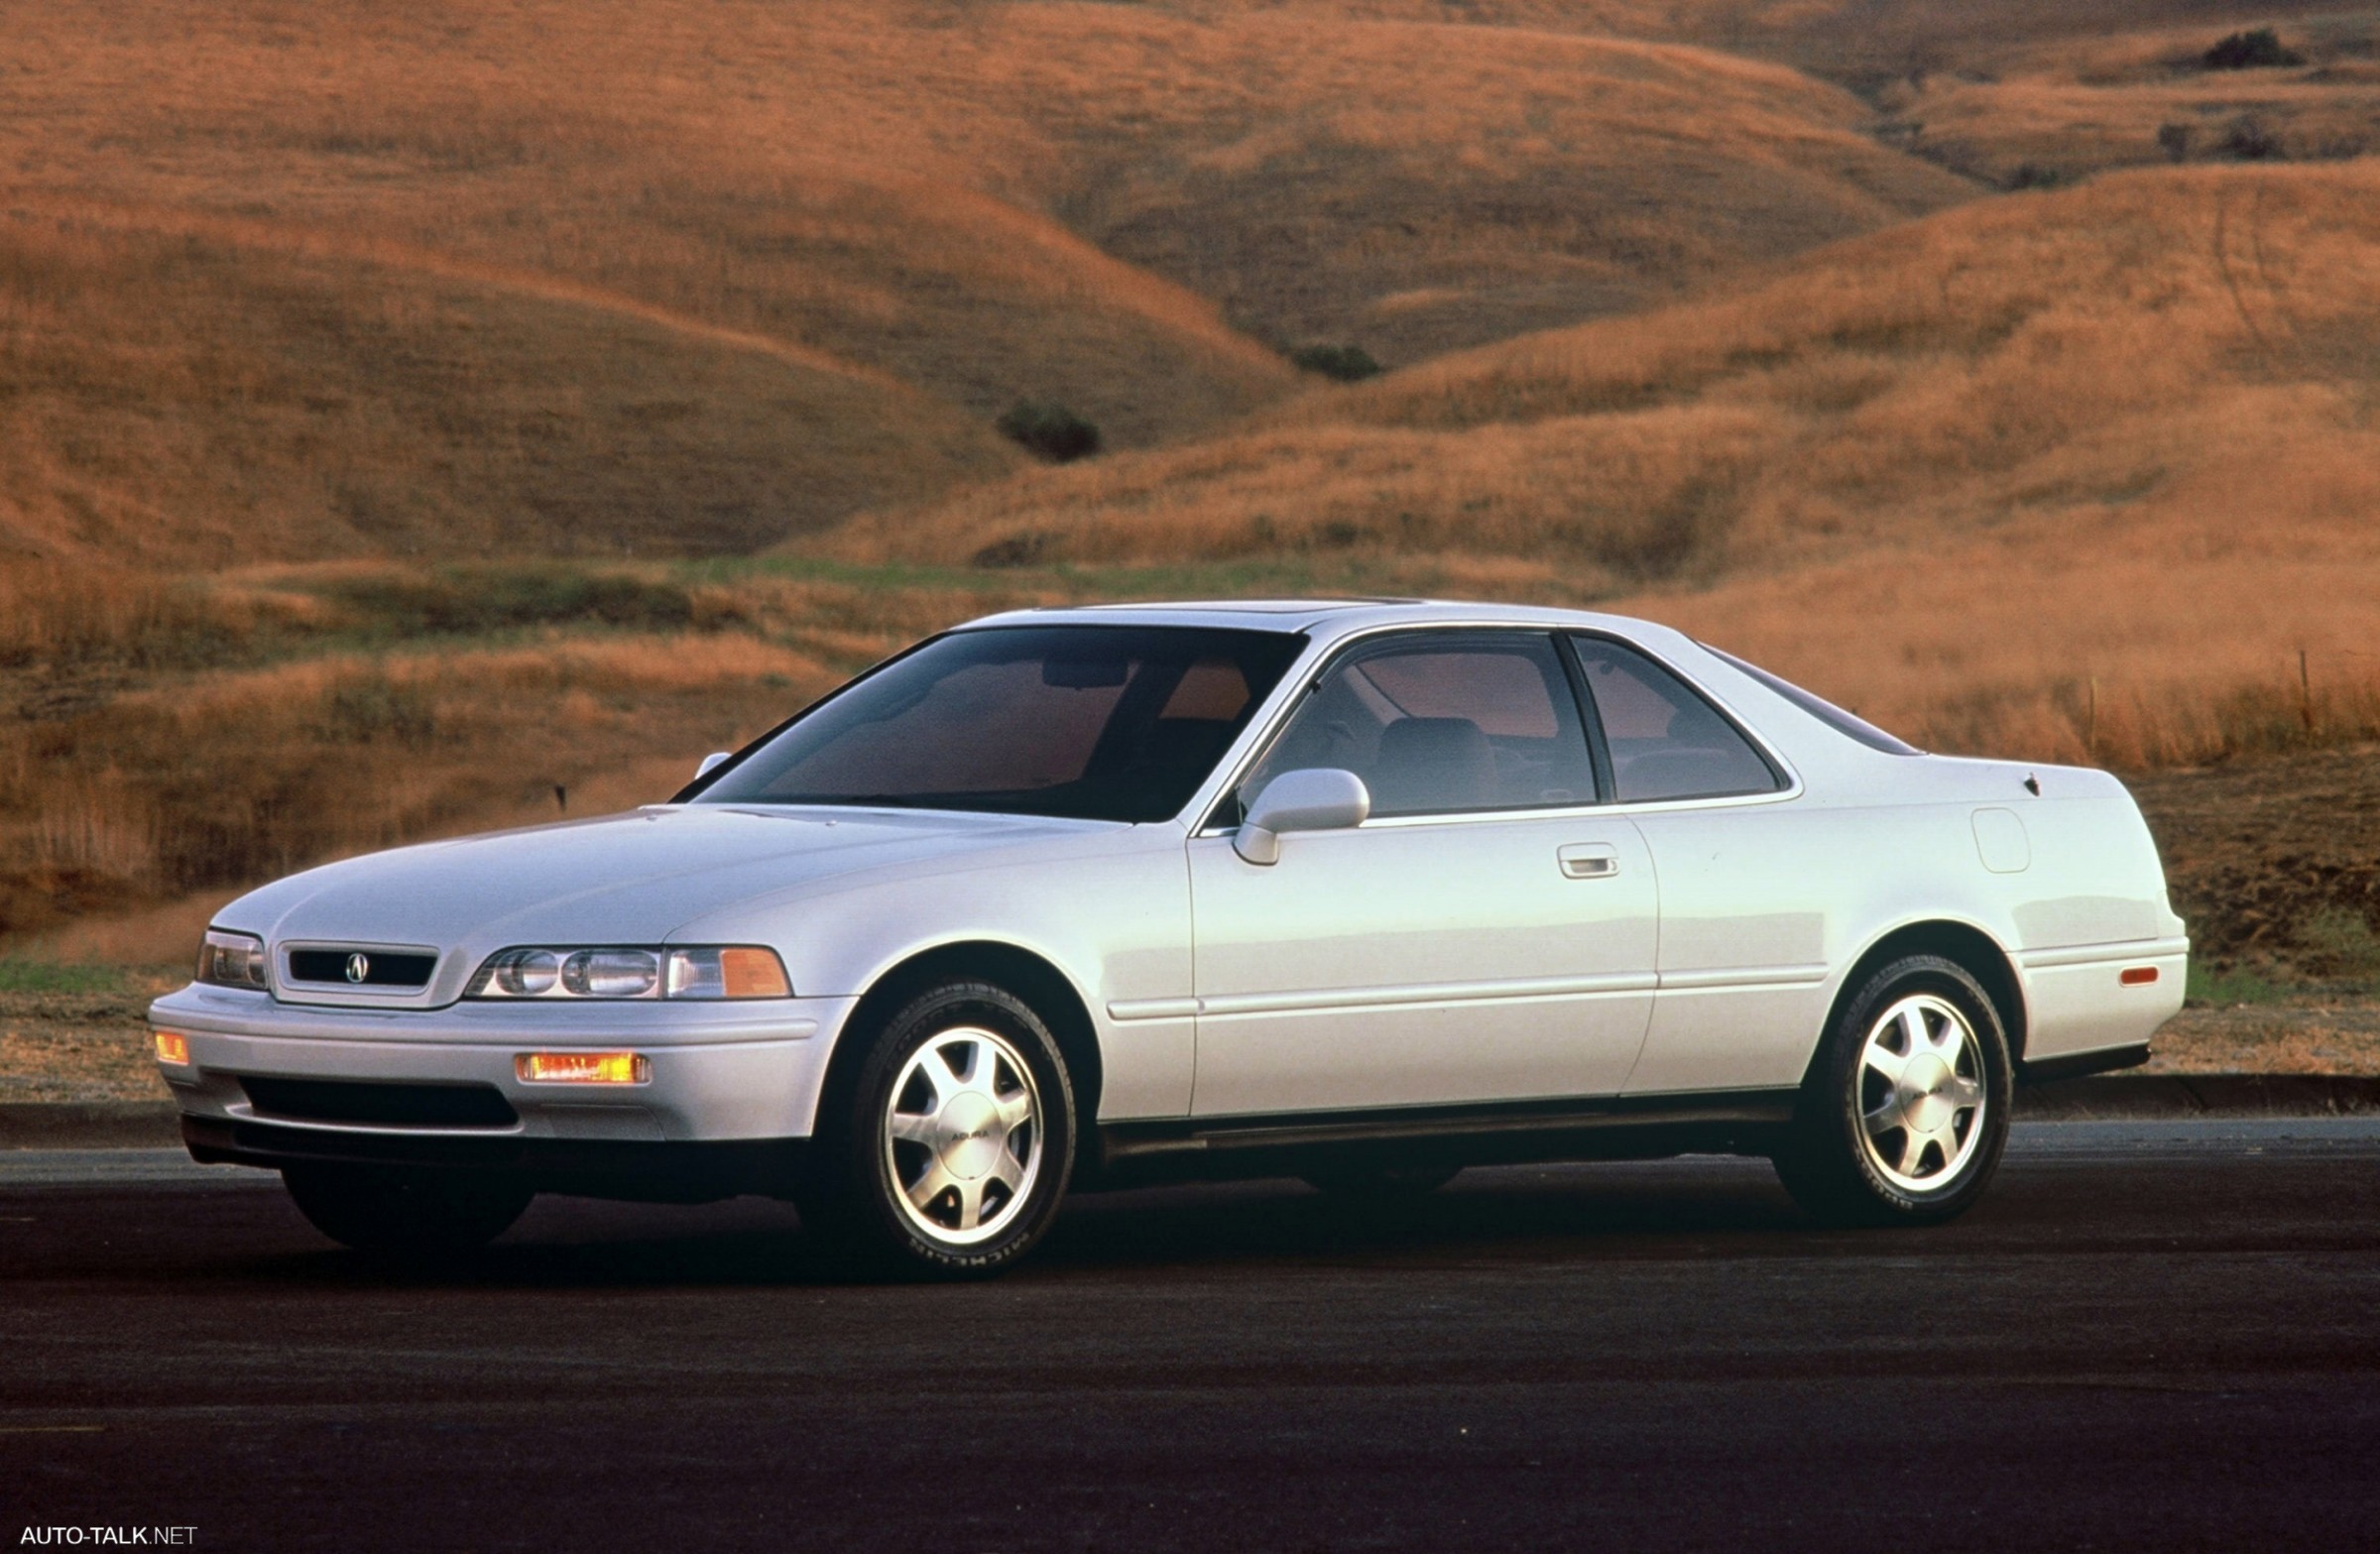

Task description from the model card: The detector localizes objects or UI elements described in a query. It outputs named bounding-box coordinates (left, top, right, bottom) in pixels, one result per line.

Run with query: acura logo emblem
left=345, top=953, right=371, bottom=984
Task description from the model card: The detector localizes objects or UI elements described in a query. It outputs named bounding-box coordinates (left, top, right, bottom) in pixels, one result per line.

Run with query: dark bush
left=2219, top=116, right=2287, bottom=161
left=2005, top=163, right=2065, bottom=190
left=996, top=400, right=1102, bottom=462
left=328, top=567, right=697, bottom=635
left=2157, top=123, right=2195, bottom=163
left=2203, top=29, right=2303, bottom=70
left=970, top=533, right=1049, bottom=569
left=1289, top=343, right=1383, bottom=382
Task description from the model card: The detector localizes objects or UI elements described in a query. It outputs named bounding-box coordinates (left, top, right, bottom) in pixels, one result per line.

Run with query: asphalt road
left=6, top=1121, right=2378, bottom=1553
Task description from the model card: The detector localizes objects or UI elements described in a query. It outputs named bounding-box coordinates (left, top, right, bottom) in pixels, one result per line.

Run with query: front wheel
left=801, top=980, right=1076, bottom=1279
left=1772, top=955, right=2012, bottom=1228
left=281, top=1164, right=533, bottom=1260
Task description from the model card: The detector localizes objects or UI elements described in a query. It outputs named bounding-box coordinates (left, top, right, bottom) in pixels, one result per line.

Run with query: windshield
left=689, top=625, right=1307, bottom=821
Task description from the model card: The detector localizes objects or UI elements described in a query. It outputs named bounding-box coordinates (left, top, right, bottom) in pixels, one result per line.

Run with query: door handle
left=1557, top=844, right=1620, bottom=880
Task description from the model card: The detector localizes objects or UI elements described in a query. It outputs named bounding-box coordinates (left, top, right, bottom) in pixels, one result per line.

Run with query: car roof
left=953, top=598, right=1663, bottom=638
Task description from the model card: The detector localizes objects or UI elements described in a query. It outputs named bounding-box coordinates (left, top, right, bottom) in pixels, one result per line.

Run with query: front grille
left=286, top=948, right=437, bottom=989
left=238, top=1076, right=519, bottom=1129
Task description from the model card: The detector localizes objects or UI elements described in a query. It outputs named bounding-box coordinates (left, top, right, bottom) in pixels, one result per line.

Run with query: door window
left=1570, top=636, right=1782, bottom=803
left=1241, top=634, right=1597, bottom=818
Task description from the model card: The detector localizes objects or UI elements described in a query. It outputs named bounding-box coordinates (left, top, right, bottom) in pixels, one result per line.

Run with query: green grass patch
left=0, top=960, right=137, bottom=995
left=2185, top=963, right=2296, bottom=1006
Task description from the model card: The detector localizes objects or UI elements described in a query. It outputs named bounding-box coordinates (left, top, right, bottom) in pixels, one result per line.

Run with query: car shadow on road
left=182, top=1158, right=1836, bottom=1291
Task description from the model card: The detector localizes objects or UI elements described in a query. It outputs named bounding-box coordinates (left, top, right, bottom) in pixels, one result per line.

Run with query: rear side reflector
left=2119, top=967, right=2160, bottom=986
left=155, top=1030, right=190, bottom=1065
left=516, top=1051, right=650, bottom=1085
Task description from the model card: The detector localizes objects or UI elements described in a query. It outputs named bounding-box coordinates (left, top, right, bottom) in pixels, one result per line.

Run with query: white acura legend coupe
left=151, top=600, right=2187, bottom=1275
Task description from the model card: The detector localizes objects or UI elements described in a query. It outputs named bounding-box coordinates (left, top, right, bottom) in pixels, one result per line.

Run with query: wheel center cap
left=937, top=1092, right=1002, bottom=1180
left=1902, top=1053, right=1953, bottom=1133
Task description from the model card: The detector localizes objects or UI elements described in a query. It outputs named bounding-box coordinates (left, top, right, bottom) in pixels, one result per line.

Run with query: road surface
left=6, top=1120, right=2377, bottom=1551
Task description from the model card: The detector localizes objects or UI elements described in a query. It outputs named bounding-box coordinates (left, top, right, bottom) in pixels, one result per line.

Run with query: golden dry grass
left=0, top=206, right=1021, bottom=564
left=814, top=162, right=2380, bottom=767
left=1872, top=12, right=2380, bottom=185
left=0, top=0, right=1979, bottom=570
left=0, top=555, right=1109, bottom=941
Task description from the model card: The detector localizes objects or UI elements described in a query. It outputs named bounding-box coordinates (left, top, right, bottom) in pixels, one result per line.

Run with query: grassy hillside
left=1874, top=13, right=2380, bottom=186
left=0, top=204, right=1020, bottom=564
left=0, top=0, right=1989, bottom=569
left=811, top=162, right=2380, bottom=766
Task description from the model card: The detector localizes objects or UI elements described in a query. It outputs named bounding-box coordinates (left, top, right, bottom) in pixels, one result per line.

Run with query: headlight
left=195, top=929, right=270, bottom=991
left=464, top=945, right=791, bottom=1000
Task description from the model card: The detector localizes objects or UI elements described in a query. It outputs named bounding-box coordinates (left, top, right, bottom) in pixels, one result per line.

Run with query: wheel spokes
left=883, top=1024, right=1046, bottom=1244
left=905, top=1160, right=957, bottom=1214
left=888, top=1109, right=941, bottom=1147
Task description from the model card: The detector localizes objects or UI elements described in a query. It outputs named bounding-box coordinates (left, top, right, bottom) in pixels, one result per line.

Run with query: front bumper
left=148, top=984, right=858, bottom=1170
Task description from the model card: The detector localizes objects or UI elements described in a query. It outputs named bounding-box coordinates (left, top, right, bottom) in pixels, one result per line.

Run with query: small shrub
left=2219, top=116, right=2286, bottom=162
left=970, top=533, right=1048, bottom=569
left=326, top=567, right=697, bottom=635
left=2300, top=905, right=2380, bottom=981
left=2203, top=29, right=2304, bottom=70
left=1288, top=343, right=1383, bottom=382
left=996, top=400, right=1102, bottom=463
left=319, top=673, right=438, bottom=746
left=2156, top=123, right=2195, bottom=163
left=2005, top=163, right=2065, bottom=190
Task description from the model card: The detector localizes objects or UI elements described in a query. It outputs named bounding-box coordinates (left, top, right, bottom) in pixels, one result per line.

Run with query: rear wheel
left=801, top=980, right=1075, bottom=1279
left=281, top=1164, right=533, bottom=1259
left=1772, top=954, right=2012, bottom=1228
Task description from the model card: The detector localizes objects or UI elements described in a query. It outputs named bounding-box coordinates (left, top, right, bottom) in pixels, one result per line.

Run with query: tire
left=800, top=980, right=1076, bottom=1279
left=1772, top=954, right=2012, bottom=1228
left=281, top=1164, right=533, bottom=1260
left=1300, top=1161, right=1461, bottom=1200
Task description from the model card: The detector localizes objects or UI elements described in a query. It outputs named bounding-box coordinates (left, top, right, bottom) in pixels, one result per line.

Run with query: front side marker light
left=665, top=946, right=792, bottom=1000
left=516, top=1051, right=650, bottom=1085
left=155, top=1031, right=190, bottom=1066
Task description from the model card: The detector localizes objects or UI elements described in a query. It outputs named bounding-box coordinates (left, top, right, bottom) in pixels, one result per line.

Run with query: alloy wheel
left=882, top=1026, right=1044, bottom=1247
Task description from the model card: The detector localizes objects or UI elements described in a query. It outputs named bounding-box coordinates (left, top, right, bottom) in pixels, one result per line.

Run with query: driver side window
left=1240, top=634, right=1597, bottom=819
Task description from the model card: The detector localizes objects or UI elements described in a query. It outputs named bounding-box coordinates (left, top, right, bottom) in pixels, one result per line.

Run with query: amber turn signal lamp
left=2119, top=966, right=2160, bottom=986
left=515, top=1051, right=650, bottom=1084
left=719, top=947, right=792, bottom=999
left=154, top=1030, right=191, bottom=1066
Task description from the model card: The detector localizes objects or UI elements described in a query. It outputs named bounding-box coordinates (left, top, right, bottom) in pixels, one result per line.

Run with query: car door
left=1187, top=630, right=1658, bottom=1117
left=1564, top=633, right=1833, bottom=1096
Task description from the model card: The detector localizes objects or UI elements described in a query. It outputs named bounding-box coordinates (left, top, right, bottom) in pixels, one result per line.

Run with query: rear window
left=1570, top=636, right=1784, bottom=803
left=1700, top=644, right=1923, bottom=757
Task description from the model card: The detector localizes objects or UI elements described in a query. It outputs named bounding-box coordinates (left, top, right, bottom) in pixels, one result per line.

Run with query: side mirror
left=695, top=751, right=734, bottom=780
left=1233, top=769, right=1370, bottom=865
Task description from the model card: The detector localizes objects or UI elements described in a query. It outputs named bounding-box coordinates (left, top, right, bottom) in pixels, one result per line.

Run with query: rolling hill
left=0, top=0, right=1986, bottom=564
left=809, top=160, right=2380, bottom=763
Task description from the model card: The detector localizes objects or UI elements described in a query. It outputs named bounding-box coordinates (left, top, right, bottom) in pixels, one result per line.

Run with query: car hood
left=215, top=805, right=1115, bottom=995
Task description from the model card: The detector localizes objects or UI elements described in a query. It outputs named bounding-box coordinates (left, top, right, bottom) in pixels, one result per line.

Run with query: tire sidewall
left=1800, top=954, right=2013, bottom=1225
left=822, top=980, right=1076, bottom=1277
